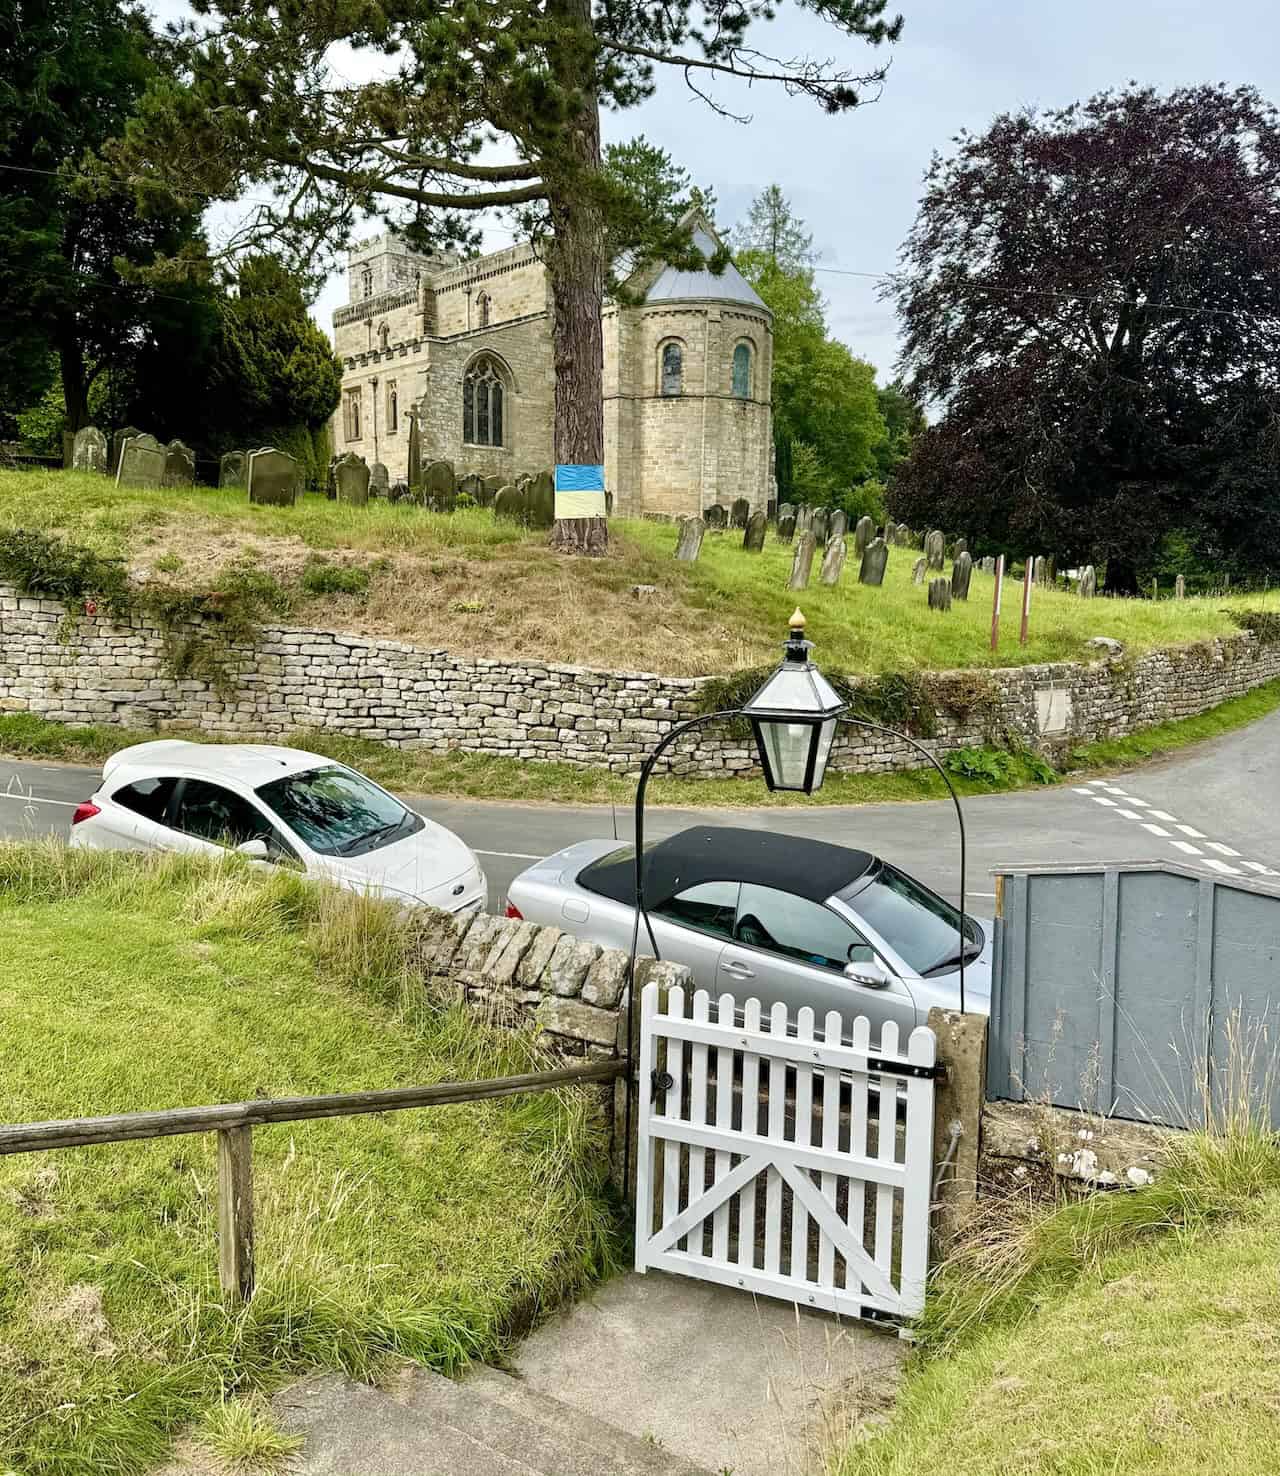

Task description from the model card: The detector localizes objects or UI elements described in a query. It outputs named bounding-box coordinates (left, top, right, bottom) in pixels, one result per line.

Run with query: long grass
left=3, top=468, right=1277, bottom=676
left=0, top=843, right=619, bottom=1476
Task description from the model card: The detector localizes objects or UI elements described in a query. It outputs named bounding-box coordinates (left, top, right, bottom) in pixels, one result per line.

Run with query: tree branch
left=600, top=37, right=886, bottom=96
left=278, top=155, right=548, bottom=209
left=352, top=143, right=543, bottom=183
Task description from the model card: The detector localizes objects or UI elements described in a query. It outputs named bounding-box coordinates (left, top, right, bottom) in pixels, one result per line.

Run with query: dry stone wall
left=2, top=584, right=1278, bottom=778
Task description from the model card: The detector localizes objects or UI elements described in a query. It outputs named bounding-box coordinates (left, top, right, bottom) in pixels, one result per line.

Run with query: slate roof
left=643, top=223, right=769, bottom=311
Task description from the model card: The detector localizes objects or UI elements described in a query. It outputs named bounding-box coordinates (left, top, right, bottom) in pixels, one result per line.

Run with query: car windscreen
left=843, top=862, right=983, bottom=976
left=256, top=766, right=422, bottom=857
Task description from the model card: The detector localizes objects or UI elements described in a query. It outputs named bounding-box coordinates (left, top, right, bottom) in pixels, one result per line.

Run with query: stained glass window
left=732, top=343, right=752, bottom=398
left=463, top=358, right=505, bottom=446
left=661, top=342, right=683, bottom=396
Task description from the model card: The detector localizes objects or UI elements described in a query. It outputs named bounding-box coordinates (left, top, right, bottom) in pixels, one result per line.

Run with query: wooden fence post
left=217, top=1125, right=255, bottom=1301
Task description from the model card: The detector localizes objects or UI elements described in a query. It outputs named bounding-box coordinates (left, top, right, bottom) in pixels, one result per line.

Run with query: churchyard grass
left=2, top=677, right=1278, bottom=809
left=0, top=844, right=617, bottom=1476
left=2, top=469, right=1278, bottom=677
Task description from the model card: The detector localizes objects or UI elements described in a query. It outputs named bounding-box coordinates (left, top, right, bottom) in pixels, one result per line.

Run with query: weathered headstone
left=859, top=537, right=889, bottom=587
left=853, top=515, right=874, bottom=557
left=1175, top=574, right=1186, bottom=599
left=928, top=577, right=953, bottom=612
left=912, top=556, right=927, bottom=585
left=605, top=490, right=614, bottom=517
left=819, top=536, right=847, bottom=586
left=675, top=517, right=706, bottom=562
left=951, top=537, right=968, bottom=560
left=811, top=508, right=830, bottom=546
left=369, top=462, right=390, bottom=498
left=388, top=480, right=412, bottom=504
left=115, top=433, right=166, bottom=490
left=951, top=551, right=973, bottom=601
left=883, top=519, right=897, bottom=547
left=704, top=503, right=727, bottom=529
left=406, top=410, right=422, bottom=491
left=743, top=511, right=767, bottom=552
left=493, top=485, right=525, bottom=523
left=1079, top=565, right=1097, bottom=599
left=72, top=426, right=108, bottom=475
left=458, top=473, right=485, bottom=503
left=829, top=510, right=848, bottom=542
left=776, top=510, right=797, bottom=544
left=925, top=529, right=945, bottom=571
left=526, top=469, right=555, bottom=529
left=110, top=426, right=142, bottom=476
left=424, top=459, right=456, bottom=512
left=980, top=556, right=996, bottom=575
left=787, top=532, right=817, bottom=591
left=246, top=447, right=299, bottom=507
left=795, top=505, right=813, bottom=537
left=162, top=439, right=195, bottom=489
left=730, top=497, right=750, bottom=529
left=481, top=474, right=503, bottom=506
left=1033, top=555, right=1049, bottom=586
left=219, top=451, right=247, bottom=489
left=334, top=451, right=371, bottom=507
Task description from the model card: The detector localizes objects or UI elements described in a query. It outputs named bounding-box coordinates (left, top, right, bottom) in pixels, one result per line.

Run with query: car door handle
left=723, top=959, right=755, bottom=979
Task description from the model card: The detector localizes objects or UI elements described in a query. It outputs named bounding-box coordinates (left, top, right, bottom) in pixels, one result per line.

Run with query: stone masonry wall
left=2, top=584, right=1278, bottom=777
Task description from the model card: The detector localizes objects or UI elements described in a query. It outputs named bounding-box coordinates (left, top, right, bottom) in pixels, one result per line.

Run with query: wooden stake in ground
left=990, top=554, right=1005, bottom=653
left=1020, top=558, right=1033, bottom=645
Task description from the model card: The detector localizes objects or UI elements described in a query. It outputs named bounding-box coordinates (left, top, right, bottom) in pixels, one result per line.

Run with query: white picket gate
left=634, top=982, right=938, bottom=1323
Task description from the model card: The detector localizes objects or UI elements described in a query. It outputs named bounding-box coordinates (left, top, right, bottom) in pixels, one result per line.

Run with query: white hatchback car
left=70, top=740, right=488, bottom=915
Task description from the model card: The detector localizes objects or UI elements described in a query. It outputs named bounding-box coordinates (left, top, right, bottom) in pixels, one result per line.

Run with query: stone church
left=329, top=213, right=773, bottom=517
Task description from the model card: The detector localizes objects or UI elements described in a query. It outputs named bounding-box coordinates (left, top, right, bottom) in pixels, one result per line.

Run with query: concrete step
left=272, top=1371, right=543, bottom=1476
left=462, top=1364, right=714, bottom=1476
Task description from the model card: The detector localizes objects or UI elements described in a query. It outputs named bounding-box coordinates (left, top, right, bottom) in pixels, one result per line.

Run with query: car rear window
left=112, top=776, right=177, bottom=823
left=844, top=862, right=982, bottom=974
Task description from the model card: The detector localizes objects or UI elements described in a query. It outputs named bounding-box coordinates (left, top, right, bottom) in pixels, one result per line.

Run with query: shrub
left=0, top=528, right=130, bottom=613
left=301, top=562, right=370, bottom=597
left=1229, top=608, right=1280, bottom=645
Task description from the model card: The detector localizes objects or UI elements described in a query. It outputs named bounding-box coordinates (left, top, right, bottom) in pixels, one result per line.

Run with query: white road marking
left=1088, top=779, right=1110, bottom=787
left=1172, top=841, right=1202, bottom=855
left=1117, top=809, right=1142, bottom=820
left=1148, top=810, right=1178, bottom=822
left=474, top=849, right=544, bottom=861
left=0, top=791, right=78, bottom=808
left=1092, top=796, right=1118, bottom=807
left=1205, top=859, right=1243, bottom=876
left=1206, top=842, right=1241, bottom=857
left=1242, top=861, right=1275, bottom=874
left=1176, top=825, right=1206, bottom=838
left=1141, top=823, right=1171, bottom=837
left=1073, top=787, right=1095, bottom=795
left=1125, top=797, right=1152, bottom=808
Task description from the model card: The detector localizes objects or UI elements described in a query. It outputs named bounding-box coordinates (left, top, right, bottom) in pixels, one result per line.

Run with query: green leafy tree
left=601, top=137, right=718, bottom=275
left=0, top=0, right=213, bottom=435
left=733, top=184, right=815, bottom=269
left=107, top=0, right=903, bottom=550
left=873, top=380, right=925, bottom=481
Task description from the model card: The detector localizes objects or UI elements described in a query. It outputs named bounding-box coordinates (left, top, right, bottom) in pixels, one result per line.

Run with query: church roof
left=643, top=219, right=769, bottom=312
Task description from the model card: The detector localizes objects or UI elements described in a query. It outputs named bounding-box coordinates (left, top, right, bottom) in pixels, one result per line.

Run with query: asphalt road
left=2, top=708, right=1278, bottom=910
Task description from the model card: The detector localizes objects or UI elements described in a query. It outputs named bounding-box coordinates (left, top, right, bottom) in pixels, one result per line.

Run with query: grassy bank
left=835, top=1121, right=1280, bottom=1476
left=2, top=676, right=1278, bottom=811
left=0, top=845, right=617, bottom=1476
left=3, top=468, right=1278, bottom=677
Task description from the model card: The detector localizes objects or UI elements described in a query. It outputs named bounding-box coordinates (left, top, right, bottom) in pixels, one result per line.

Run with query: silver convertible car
left=506, top=825, right=992, bottom=1033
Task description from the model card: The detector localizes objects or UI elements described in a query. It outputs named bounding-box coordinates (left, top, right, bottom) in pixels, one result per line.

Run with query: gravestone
left=704, top=503, right=727, bottom=529
left=1033, top=555, right=1048, bottom=586
left=787, top=532, right=817, bottom=591
left=388, top=480, right=411, bottom=504
left=110, top=426, right=142, bottom=476
left=980, top=556, right=996, bottom=575
left=162, top=440, right=195, bottom=489
left=912, top=556, right=927, bottom=585
left=829, top=510, right=848, bottom=542
left=951, top=551, right=973, bottom=601
left=1078, top=565, right=1097, bottom=599
left=526, top=469, right=555, bottom=529
left=730, top=497, right=750, bottom=529
left=819, top=536, right=847, bottom=586
left=811, top=508, right=830, bottom=546
left=458, top=473, right=485, bottom=503
left=369, top=462, right=390, bottom=498
left=1175, top=574, right=1186, bottom=599
left=477, top=476, right=501, bottom=508
left=246, top=447, right=299, bottom=507
left=72, top=425, right=108, bottom=475
left=115, top=433, right=166, bottom=490
left=407, top=411, right=422, bottom=490
left=334, top=452, right=371, bottom=507
left=776, top=509, right=797, bottom=544
left=605, top=489, right=615, bottom=517
left=928, top=577, right=953, bottom=612
left=859, top=537, right=889, bottom=587
left=767, top=500, right=777, bottom=521
left=674, top=517, right=706, bottom=562
left=424, top=460, right=456, bottom=512
left=219, top=451, right=247, bottom=489
left=493, top=485, right=525, bottom=523
left=795, top=505, right=813, bottom=537
left=925, top=529, right=945, bottom=571
left=853, top=515, right=874, bottom=557
left=743, top=511, right=767, bottom=552
left=883, top=519, right=897, bottom=547
left=951, top=537, right=968, bottom=561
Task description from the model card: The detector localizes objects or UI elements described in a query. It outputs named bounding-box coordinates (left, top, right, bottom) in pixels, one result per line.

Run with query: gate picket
left=636, top=982, right=936, bottom=1325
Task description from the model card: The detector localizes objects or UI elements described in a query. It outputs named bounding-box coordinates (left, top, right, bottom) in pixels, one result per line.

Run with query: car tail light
left=505, top=902, right=523, bottom=919
left=71, top=802, right=100, bottom=826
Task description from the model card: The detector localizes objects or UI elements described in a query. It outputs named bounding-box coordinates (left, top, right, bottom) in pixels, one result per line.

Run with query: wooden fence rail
left=1, top=1059, right=625, bottom=1302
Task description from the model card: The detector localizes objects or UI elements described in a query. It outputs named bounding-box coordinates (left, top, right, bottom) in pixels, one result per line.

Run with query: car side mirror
left=235, top=838, right=270, bottom=861
left=844, top=960, right=890, bottom=989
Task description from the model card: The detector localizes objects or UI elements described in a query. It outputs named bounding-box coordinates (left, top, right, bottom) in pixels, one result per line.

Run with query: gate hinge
left=859, top=1306, right=906, bottom=1329
left=650, top=1070, right=674, bottom=1095
left=865, top=1056, right=945, bottom=1081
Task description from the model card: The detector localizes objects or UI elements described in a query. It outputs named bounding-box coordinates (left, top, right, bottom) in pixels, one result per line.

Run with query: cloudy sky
left=151, top=0, right=1278, bottom=381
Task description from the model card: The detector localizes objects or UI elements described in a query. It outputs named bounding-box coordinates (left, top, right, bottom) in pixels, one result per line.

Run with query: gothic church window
left=345, top=388, right=362, bottom=441
left=660, top=341, right=683, bottom=396
left=361, top=267, right=373, bottom=300
left=732, top=342, right=752, bottom=398
left=463, top=356, right=505, bottom=447
left=378, top=322, right=390, bottom=351
left=387, top=382, right=398, bottom=433
left=477, top=292, right=492, bottom=328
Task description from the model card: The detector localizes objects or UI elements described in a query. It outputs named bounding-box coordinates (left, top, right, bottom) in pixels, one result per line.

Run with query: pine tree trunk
left=59, top=336, right=90, bottom=437
left=544, top=0, right=608, bottom=557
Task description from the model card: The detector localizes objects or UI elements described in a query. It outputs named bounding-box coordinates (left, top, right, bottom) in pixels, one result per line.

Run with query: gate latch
left=650, top=1070, right=674, bottom=1095
left=865, top=1056, right=944, bottom=1081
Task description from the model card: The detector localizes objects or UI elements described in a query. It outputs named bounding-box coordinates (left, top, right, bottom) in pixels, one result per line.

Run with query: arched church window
left=346, top=388, right=362, bottom=441
left=660, top=341, right=683, bottom=397
left=477, top=292, right=492, bottom=328
left=732, top=342, right=752, bottom=398
left=361, top=267, right=373, bottom=300
left=378, top=322, right=390, bottom=351
left=387, top=381, right=398, bottom=433
left=463, top=356, right=506, bottom=447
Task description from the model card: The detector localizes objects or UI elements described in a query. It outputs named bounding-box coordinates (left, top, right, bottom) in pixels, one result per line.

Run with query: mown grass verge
left=1, top=675, right=1278, bottom=811
left=0, top=844, right=618, bottom=1476
left=835, top=1108, right=1280, bottom=1476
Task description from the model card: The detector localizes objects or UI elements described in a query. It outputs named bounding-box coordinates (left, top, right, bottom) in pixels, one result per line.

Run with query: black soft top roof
left=581, top=825, right=876, bottom=908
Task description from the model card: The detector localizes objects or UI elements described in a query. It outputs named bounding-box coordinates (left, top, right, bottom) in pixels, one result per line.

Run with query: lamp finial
left=789, top=607, right=806, bottom=632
